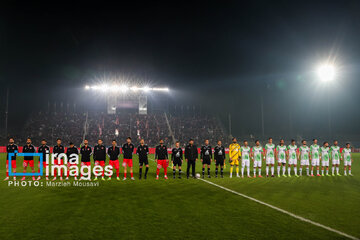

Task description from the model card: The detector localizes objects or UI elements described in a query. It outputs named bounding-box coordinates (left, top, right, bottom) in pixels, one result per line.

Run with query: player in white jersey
left=330, top=140, right=342, bottom=176
left=299, top=140, right=310, bottom=176
left=265, top=137, right=276, bottom=177
left=320, top=142, right=330, bottom=176
left=276, top=139, right=287, bottom=177
left=251, top=140, right=264, bottom=178
left=287, top=139, right=299, bottom=177
left=310, top=138, right=321, bottom=177
left=240, top=140, right=251, bottom=178
left=342, top=143, right=353, bottom=176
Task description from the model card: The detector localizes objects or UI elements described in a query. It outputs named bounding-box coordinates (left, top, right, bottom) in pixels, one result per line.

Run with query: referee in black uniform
left=185, top=139, right=198, bottom=179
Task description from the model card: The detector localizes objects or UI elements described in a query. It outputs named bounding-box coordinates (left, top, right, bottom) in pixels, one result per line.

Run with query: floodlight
left=317, top=64, right=335, bottom=82
left=143, top=86, right=150, bottom=92
left=85, top=85, right=90, bottom=90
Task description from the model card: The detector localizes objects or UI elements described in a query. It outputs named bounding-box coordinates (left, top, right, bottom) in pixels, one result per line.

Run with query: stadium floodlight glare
left=317, top=64, right=335, bottom=82
left=84, top=84, right=169, bottom=93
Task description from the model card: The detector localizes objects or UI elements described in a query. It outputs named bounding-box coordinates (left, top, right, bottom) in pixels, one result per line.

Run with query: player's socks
left=271, top=166, right=274, bottom=175
left=282, top=166, right=286, bottom=176
left=164, top=167, right=168, bottom=176
left=124, top=172, right=127, bottom=178
left=236, top=167, right=239, bottom=176
left=156, top=168, right=160, bottom=176
left=306, top=168, right=309, bottom=176
left=202, top=168, right=205, bottom=176
left=173, top=169, right=176, bottom=178
left=299, top=168, right=302, bottom=176
left=116, top=169, right=119, bottom=178
left=6, top=171, right=9, bottom=177
left=241, top=167, right=244, bottom=177
left=130, top=172, right=134, bottom=178
left=311, top=170, right=313, bottom=175
left=220, top=168, right=223, bottom=177
left=215, top=168, right=218, bottom=176
left=288, top=167, right=291, bottom=175
left=179, top=169, right=182, bottom=178
left=336, top=167, right=339, bottom=174
left=277, top=166, right=280, bottom=176
left=253, top=169, right=256, bottom=177
left=230, top=166, right=233, bottom=177
left=145, top=167, right=149, bottom=177
left=317, top=170, right=319, bottom=175
left=258, top=169, right=261, bottom=176
left=349, top=170, right=352, bottom=175
left=322, top=169, right=324, bottom=175
left=332, top=168, right=335, bottom=175
left=139, top=167, right=143, bottom=178
left=266, top=166, right=269, bottom=176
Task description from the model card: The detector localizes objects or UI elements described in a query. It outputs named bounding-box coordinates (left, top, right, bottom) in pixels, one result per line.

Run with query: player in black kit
left=171, top=141, right=183, bottom=179
left=214, top=140, right=226, bottom=178
left=136, top=139, right=149, bottom=179
left=200, top=139, right=212, bottom=178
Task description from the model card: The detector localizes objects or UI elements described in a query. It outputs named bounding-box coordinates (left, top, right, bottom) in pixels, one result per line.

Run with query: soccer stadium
left=1, top=2, right=360, bottom=240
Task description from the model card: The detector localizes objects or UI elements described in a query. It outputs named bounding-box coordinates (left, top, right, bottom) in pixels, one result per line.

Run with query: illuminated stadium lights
left=317, top=64, right=336, bottom=82
left=84, top=84, right=169, bottom=93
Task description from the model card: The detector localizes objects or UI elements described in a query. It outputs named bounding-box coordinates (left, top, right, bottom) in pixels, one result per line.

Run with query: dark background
left=0, top=1, right=359, bottom=140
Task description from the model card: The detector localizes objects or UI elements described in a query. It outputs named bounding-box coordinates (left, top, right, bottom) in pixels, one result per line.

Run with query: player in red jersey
left=22, top=138, right=36, bottom=181
left=155, top=139, right=169, bottom=179
left=122, top=137, right=135, bottom=180
left=107, top=140, right=120, bottom=180
left=37, top=139, right=50, bottom=180
left=4, top=137, right=18, bottom=181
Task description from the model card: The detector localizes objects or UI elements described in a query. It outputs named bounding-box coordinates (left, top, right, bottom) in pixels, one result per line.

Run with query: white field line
left=199, top=178, right=359, bottom=240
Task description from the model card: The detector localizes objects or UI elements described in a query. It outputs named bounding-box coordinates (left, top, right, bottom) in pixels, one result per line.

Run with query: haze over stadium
left=0, top=1, right=359, bottom=240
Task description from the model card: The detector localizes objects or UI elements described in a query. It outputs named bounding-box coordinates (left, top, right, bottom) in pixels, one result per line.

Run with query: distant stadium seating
left=13, top=111, right=229, bottom=147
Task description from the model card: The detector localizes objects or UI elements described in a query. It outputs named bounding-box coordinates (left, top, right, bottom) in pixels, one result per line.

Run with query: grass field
left=0, top=153, right=359, bottom=240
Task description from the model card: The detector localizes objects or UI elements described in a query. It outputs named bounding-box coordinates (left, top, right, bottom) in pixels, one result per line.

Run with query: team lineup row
left=3, top=136, right=354, bottom=181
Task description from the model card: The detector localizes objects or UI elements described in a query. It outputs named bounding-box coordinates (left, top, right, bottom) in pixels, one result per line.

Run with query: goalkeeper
left=229, top=137, right=241, bottom=178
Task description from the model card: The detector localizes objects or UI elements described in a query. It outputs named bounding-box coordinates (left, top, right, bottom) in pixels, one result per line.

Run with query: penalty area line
left=198, top=178, right=359, bottom=240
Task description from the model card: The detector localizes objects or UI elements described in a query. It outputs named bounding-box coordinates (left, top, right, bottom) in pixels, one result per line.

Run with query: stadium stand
left=13, top=111, right=229, bottom=147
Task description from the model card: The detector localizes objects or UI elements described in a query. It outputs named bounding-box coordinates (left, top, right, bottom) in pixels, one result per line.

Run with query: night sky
left=1, top=1, right=360, bottom=140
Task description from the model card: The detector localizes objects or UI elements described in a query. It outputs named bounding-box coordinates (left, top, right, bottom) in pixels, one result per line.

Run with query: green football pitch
left=0, top=153, right=359, bottom=240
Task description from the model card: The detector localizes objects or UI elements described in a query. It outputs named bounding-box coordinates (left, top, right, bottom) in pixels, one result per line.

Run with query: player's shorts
left=202, top=158, right=211, bottom=165
left=278, top=158, right=286, bottom=164
left=81, top=161, right=91, bottom=166
left=67, top=163, right=78, bottom=168
left=6, top=159, right=17, bottom=169
left=311, top=159, right=320, bottom=166
left=122, top=158, right=133, bottom=167
left=266, top=157, right=275, bottom=165
left=54, top=158, right=64, bottom=165
left=173, top=159, right=182, bottom=166
left=95, top=160, right=105, bottom=167
left=38, top=161, right=48, bottom=168
left=157, top=159, right=168, bottom=169
left=289, top=158, right=297, bottom=165
left=109, top=160, right=120, bottom=169
left=215, top=158, right=224, bottom=166
left=139, top=158, right=149, bottom=166
left=230, top=159, right=239, bottom=166
left=300, top=159, right=309, bottom=166
left=23, top=160, right=34, bottom=168
left=241, top=159, right=250, bottom=168
left=253, top=160, right=262, bottom=168
left=332, top=160, right=340, bottom=165
left=321, top=160, right=329, bottom=167
left=344, top=161, right=352, bottom=166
